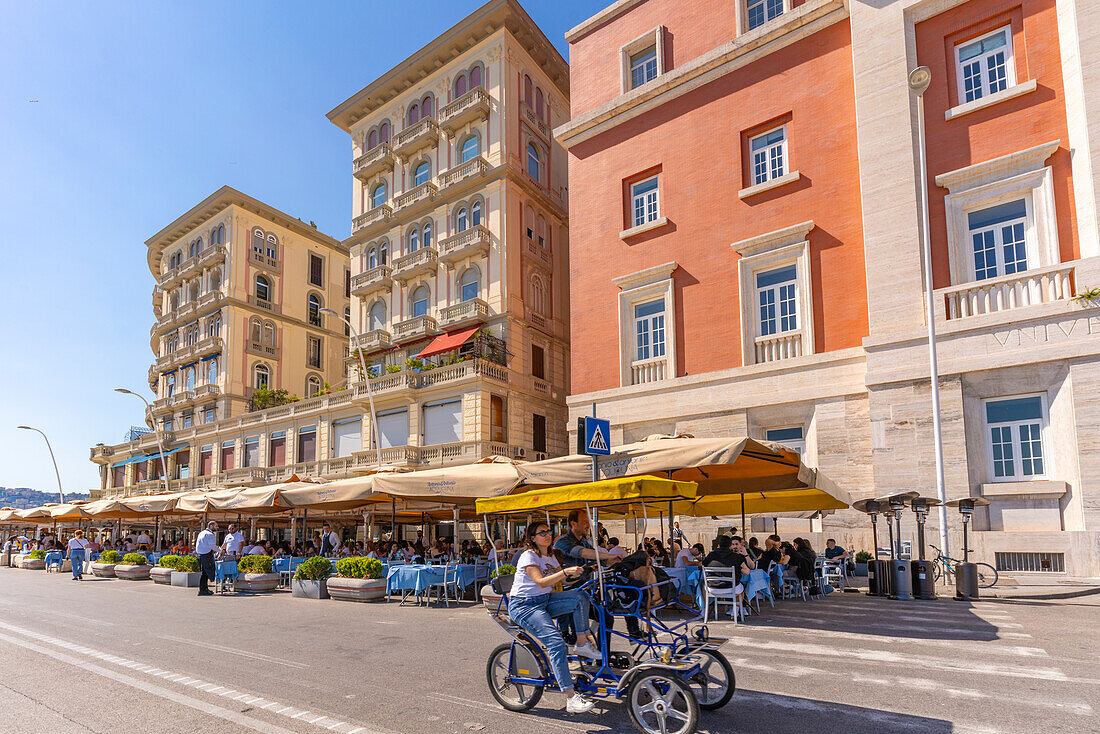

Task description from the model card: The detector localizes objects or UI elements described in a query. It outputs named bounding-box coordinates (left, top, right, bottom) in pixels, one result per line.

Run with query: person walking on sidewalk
left=67, top=530, right=90, bottom=580
left=196, top=521, right=219, bottom=596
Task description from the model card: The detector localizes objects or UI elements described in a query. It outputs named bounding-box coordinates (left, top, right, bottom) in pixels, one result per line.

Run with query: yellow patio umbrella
left=475, top=476, right=699, bottom=518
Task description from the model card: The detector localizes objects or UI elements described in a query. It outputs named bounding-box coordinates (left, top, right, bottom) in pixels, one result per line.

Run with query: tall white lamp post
left=909, top=65, right=950, bottom=553
left=115, top=388, right=171, bottom=496
left=321, top=307, right=380, bottom=470
left=17, top=425, right=64, bottom=504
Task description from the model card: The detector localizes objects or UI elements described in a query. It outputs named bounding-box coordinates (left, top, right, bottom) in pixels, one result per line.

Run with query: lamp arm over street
left=17, top=425, right=64, bottom=504
left=115, top=388, right=171, bottom=496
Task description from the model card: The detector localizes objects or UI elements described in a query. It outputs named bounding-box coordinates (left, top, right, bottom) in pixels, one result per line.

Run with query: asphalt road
left=0, top=568, right=1096, bottom=734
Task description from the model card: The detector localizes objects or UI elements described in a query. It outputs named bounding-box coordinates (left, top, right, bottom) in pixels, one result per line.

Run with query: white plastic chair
left=701, top=566, right=741, bottom=624
left=426, top=564, right=460, bottom=607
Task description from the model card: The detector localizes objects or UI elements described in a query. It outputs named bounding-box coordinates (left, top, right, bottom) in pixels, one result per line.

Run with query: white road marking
left=760, top=624, right=1050, bottom=657
left=427, top=692, right=594, bottom=732
left=158, top=633, right=309, bottom=669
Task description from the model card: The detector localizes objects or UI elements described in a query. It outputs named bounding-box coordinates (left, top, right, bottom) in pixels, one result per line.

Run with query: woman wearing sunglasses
left=507, top=522, right=600, bottom=714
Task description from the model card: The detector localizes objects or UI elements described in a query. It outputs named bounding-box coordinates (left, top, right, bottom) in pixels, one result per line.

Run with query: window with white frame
left=631, top=177, right=660, bottom=228
left=750, top=127, right=786, bottom=185
left=956, top=27, right=1014, bottom=105
left=460, top=267, right=480, bottom=302
left=756, top=265, right=798, bottom=336
left=630, top=47, right=658, bottom=89
left=984, top=395, right=1046, bottom=481
left=747, top=0, right=784, bottom=30
left=410, top=285, right=430, bottom=318
left=633, top=300, right=666, bottom=362
left=969, top=199, right=1028, bottom=280
left=765, top=426, right=805, bottom=455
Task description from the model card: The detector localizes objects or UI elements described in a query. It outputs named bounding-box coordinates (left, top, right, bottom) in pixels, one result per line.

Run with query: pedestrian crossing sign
left=579, top=416, right=611, bottom=456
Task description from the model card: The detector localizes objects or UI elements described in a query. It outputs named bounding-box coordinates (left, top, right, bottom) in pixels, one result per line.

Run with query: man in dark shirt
left=824, top=538, right=855, bottom=575
left=702, top=535, right=754, bottom=585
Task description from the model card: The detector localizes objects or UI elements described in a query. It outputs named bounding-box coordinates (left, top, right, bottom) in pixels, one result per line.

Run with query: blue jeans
left=69, top=550, right=84, bottom=579
left=507, top=590, right=590, bottom=693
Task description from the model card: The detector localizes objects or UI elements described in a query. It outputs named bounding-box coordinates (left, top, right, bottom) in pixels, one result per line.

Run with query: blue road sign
left=581, top=417, right=611, bottom=456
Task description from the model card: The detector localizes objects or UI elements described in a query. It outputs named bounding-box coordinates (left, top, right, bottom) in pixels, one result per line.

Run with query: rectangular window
left=297, top=426, right=317, bottom=463
left=747, top=0, right=784, bottom=30
left=750, top=127, right=786, bottom=185
left=531, top=344, right=545, bottom=380
left=199, top=445, right=213, bottom=476
left=533, top=413, right=547, bottom=453
left=968, top=199, right=1027, bottom=280
left=956, top=27, right=1013, bottom=104
left=630, top=47, right=658, bottom=89
left=634, top=300, right=666, bottom=361
left=756, top=265, right=798, bottom=336
left=182, top=413, right=193, bottom=429
left=377, top=409, right=409, bottom=449
left=308, top=336, right=322, bottom=369
left=765, top=426, right=805, bottom=455
left=176, top=450, right=190, bottom=480
left=309, top=253, right=324, bottom=287
left=269, top=431, right=286, bottom=467
left=163, top=418, right=173, bottom=432
left=219, top=440, right=235, bottom=473
left=331, top=418, right=362, bottom=459
left=203, top=407, right=215, bottom=424
left=243, top=435, right=260, bottom=468
left=345, top=269, right=351, bottom=298
left=984, top=395, right=1046, bottom=480
left=423, top=399, right=462, bottom=446
left=630, top=177, right=660, bottom=228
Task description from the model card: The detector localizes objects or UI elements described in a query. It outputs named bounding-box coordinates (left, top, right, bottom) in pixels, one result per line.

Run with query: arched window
left=210, top=224, right=224, bottom=245
left=523, top=75, right=533, bottom=106
left=537, top=214, right=548, bottom=248
left=413, top=160, right=430, bottom=187
left=308, top=294, right=322, bottom=326
left=252, top=228, right=265, bottom=253
left=472, top=200, right=482, bottom=227
left=527, top=143, right=540, bottom=181
left=188, top=239, right=200, bottom=258
left=535, top=87, right=544, bottom=118
left=253, top=363, right=270, bottom=390
left=266, top=234, right=278, bottom=259
left=410, top=285, right=430, bottom=318
left=422, top=220, right=433, bottom=249
left=529, top=273, right=546, bottom=315
left=206, top=358, right=218, bottom=385
left=379, top=121, right=390, bottom=143
left=170, top=291, right=180, bottom=311
left=368, top=247, right=377, bottom=269
left=368, top=129, right=379, bottom=150
left=456, top=207, right=468, bottom=233
left=421, top=95, right=433, bottom=117
left=408, top=227, right=419, bottom=253
left=371, top=182, right=387, bottom=208
left=206, top=313, right=222, bottom=338
left=255, top=275, right=271, bottom=303
left=454, top=73, right=467, bottom=97
left=262, top=322, right=276, bottom=345
left=459, top=267, right=480, bottom=302
left=307, top=375, right=321, bottom=398
left=460, top=135, right=479, bottom=163
left=250, top=318, right=262, bottom=343
left=470, top=65, right=483, bottom=89
left=185, top=368, right=195, bottom=392
left=379, top=240, right=388, bottom=264
left=369, top=300, right=387, bottom=331
left=407, top=102, right=419, bottom=125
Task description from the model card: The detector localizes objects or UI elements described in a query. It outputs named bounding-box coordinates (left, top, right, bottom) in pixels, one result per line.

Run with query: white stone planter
left=481, top=584, right=506, bottom=611
left=291, top=578, right=329, bottom=599
left=22, top=557, right=46, bottom=571
left=150, top=567, right=173, bottom=585
left=171, top=571, right=202, bottom=588
left=91, top=562, right=117, bottom=578
left=235, top=572, right=280, bottom=593
left=327, top=577, right=386, bottom=602
left=115, top=564, right=152, bottom=581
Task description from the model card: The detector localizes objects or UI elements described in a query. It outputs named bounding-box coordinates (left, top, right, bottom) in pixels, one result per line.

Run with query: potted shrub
left=22, top=549, right=47, bottom=571
left=92, top=550, right=122, bottom=578
left=234, top=554, right=279, bottom=593
left=115, top=552, right=153, bottom=580
left=168, top=555, right=202, bottom=587
left=150, top=554, right=177, bottom=585
left=854, top=551, right=872, bottom=577
left=291, top=556, right=332, bottom=599
left=327, top=557, right=386, bottom=602
left=481, top=563, right=515, bottom=610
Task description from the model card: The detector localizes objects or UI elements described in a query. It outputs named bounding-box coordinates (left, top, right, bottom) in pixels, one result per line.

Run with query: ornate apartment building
left=90, top=0, right=571, bottom=498
left=560, top=0, right=1100, bottom=577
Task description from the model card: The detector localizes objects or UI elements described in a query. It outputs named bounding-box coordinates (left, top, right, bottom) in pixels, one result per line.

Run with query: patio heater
left=882, top=491, right=918, bottom=601
left=852, top=498, right=888, bottom=597
left=909, top=496, right=941, bottom=600
left=944, top=496, right=990, bottom=601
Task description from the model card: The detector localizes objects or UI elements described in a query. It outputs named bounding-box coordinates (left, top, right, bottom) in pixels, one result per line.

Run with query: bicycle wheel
left=687, top=649, right=735, bottom=710
left=976, top=563, right=998, bottom=589
left=627, top=670, right=699, bottom=734
left=486, top=642, right=544, bottom=712
left=932, top=563, right=944, bottom=585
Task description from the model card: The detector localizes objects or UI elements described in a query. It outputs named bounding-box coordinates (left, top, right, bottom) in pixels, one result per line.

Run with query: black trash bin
left=868, top=559, right=891, bottom=597
left=889, top=560, right=912, bottom=601
left=911, top=559, right=935, bottom=600
left=955, top=563, right=979, bottom=600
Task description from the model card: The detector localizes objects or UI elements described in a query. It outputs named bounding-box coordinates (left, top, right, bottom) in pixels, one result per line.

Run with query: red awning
left=416, top=325, right=480, bottom=360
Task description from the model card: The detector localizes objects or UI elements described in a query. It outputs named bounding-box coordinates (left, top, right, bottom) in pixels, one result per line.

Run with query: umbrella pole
left=741, top=499, right=746, bottom=540
left=391, top=498, right=396, bottom=543
left=250, top=516, right=257, bottom=542
left=304, top=509, right=309, bottom=549
left=668, top=501, right=675, bottom=549
left=154, top=516, right=160, bottom=552
left=587, top=503, right=604, bottom=605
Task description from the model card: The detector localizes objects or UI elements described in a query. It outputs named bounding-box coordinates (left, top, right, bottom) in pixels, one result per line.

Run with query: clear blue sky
left=0, top=0, right=599, bottom=496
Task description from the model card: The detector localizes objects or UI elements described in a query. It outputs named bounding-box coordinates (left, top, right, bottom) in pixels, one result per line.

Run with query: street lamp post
left=909, top=66, right=950, bottom=554
left=115, top=388, right=171, bottom=496
left=17, top=426, right=64, bottom=504
left=320, top=307, right=380, bottom=470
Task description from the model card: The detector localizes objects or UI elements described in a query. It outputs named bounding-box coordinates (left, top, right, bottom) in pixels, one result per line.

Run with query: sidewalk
left=842, top=573, right=1100, bottom=600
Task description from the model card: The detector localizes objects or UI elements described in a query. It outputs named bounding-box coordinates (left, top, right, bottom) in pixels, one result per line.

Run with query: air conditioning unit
left=514, top=447, right=527, bottom=459
left=534, top=452, right=548, bottom=461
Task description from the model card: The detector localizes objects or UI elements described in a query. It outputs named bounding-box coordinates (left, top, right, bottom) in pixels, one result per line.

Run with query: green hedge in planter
left=98, top=550, right=122, bottom=564
left=237, top=555, right=273, bottom=574
left=293, top=556, right=332, bottom=581
left=159, top=555, right=200, bottom=572
left=334, top=556, right=383, bottom=580
left=855, top=551, right=873, bottom=563
left=490, top=564, right=515, bottom=579
left=28, top=550, right=46, bottom=560
left=123, top=553, right=149, bottom=566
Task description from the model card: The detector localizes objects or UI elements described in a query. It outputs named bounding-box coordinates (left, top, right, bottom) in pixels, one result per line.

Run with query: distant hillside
left=0, top=487, right=90, bottom=509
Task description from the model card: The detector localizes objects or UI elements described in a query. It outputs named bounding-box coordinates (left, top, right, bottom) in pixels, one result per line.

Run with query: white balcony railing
left=393, top=181, right=438, bottom=213
left=392, top=315, right=438, bottom=343
left=351, top=265, right=393, bottom=297
left=630, top=358, right=667, bottom=385
left=350, top=329, right=392, bottom=352
left=438, top=87, right=489, bottom=133
left=754, top=331, right=803, bottom=364
left=439, top=299, right=489, bottom=327
left=353, top=143, right=396, bottom=182
left=439, top=156, right=488, bottom=190
left=439, top=225, right=490, bottom=263
left=392, top=117, right=440, bottom=158
left=937, top=263, right=1077, bottom=320
left=352, top=204, right=393, bottom=234
left=392, top=247, right=438, bottom=282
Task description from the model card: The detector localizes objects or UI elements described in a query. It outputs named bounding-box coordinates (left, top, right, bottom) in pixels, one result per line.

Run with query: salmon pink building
left=558, top=0, right=1100, bottom=578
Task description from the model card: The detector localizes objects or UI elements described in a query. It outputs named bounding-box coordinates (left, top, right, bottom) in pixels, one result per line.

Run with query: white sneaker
left=574, top=642, right=603, bottom=662
left=566, top=693, right=595, bottom=714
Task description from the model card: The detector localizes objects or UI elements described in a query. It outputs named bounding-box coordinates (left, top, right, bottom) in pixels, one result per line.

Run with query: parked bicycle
left=929, top=545, right=998, bottom=588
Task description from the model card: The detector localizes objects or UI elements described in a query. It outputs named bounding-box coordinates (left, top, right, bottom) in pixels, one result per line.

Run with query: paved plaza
left=0, top=570, right=1095, bottom=734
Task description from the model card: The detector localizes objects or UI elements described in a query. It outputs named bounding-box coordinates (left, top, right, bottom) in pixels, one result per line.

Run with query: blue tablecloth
left=663, top=566, right=772, bottom=609
left=386, top=564, right=478, bottom=596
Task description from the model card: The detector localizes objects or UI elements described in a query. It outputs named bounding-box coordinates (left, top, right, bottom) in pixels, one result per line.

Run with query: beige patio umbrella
left=174, top=485, right=290, bottom=515
left=16, top=506, right=51, bottom=521
left=371, top=457, right=524, bottom=506
left=45, top=502, right=95, bottom=522
left=0, top=507, right=20, bottom=524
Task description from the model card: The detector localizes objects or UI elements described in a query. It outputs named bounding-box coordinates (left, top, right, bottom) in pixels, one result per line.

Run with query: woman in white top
left=506, top=522, right=598, bottom=715
left=66, top=530, right=90, bottom=581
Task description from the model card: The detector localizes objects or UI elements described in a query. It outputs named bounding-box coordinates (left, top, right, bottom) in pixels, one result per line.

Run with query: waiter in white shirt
left=319, top=523, right=340, bottom=556
left=136, top=531, right=153, bottom=551
left=195, top=521, right=219, bottom=596
left=221, top=524, right=244, bottom=558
